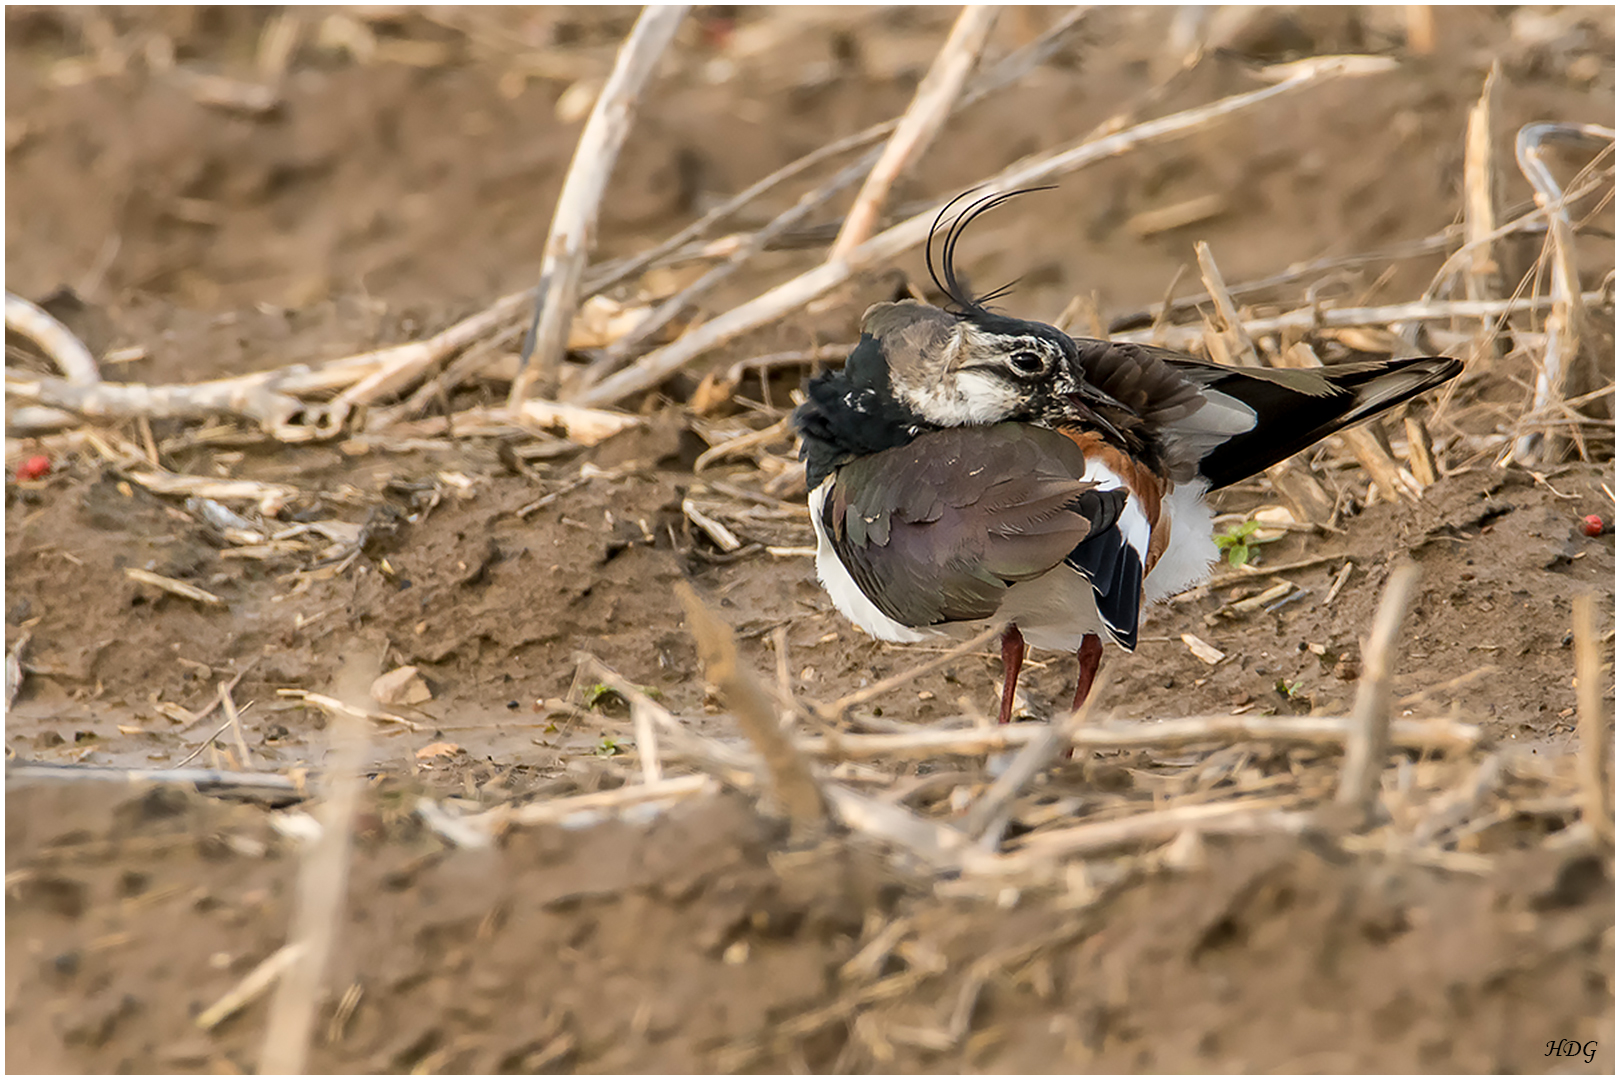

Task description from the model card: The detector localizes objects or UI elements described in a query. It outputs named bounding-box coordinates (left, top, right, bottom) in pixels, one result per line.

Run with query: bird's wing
left=1070, top=337, right=1462, bottom=489
left=820, top=423, right=1152, bottom=647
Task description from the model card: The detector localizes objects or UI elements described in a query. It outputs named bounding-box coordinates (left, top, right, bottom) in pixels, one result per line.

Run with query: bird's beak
left=1063, top=381, right=1128, bottom=442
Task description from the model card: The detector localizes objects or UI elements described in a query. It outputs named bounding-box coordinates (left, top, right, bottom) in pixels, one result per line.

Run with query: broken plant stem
left=829, top=5, right=999, bottom=260
left=1572, top=592, right=1614, bottom=848
left=258, top=664, right=373, bottom=1074
left=962, top=671, right=1108, bottom=844
left=676, top=583, right=828, bottom=831
left=1334, top=562, right=1420, bottom=829
left=509, top=5, right=688, bottom=406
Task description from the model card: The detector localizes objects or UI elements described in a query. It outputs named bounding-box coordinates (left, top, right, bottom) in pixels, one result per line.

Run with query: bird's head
left=860, top=189, right=1126, bottom=434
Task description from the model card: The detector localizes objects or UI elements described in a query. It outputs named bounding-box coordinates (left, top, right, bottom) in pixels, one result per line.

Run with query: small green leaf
left=1227, top=545, right=1249, bottom=567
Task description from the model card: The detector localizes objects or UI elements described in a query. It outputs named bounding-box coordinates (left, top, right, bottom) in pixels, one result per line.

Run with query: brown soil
left=6, top=6, right=1615, bottom=1074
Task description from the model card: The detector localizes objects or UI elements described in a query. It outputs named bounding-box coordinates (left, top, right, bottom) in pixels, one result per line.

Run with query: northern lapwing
left=794, top=190, right=1462, bottom=725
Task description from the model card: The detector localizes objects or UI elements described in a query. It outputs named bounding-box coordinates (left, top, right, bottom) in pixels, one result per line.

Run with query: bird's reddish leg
left=998, top=625, right=1026, bottom=725
left=1072, top=633, right=1104, bottom=713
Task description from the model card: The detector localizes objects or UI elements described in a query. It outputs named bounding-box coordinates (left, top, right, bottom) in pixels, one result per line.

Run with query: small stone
left=371, top=665, right=431, bottom=706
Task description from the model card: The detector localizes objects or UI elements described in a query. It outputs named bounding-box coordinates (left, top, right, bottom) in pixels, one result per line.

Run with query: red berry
left=14, top=455, right=50, bottom=482
left=1582, top=514, right=1605, bottom=537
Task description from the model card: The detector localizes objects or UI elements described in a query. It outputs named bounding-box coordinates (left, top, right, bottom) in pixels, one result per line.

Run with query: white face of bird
left=865, top=301, right=1079, bottom=428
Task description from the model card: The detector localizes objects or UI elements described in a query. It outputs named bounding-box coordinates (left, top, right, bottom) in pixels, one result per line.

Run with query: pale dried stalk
left=495, top=777, right=719, bottom=829
left=1323, top=561, right=1357, bottom=606
left=683, top=498, right=742, bottom=552
left=4, top=292, right=100, bottom=384
left=675, top=583, right=829, bottom=830
left=692, top=416, right=793, bottom=472
left=1463, top=64, right=1500, bottom=305
left=580, top=659, right=761, bottom=786
left=173, top=712, right=242, bottom=769
left=219, top=679, right=254, bottom=770
left=829, top=5, right=999, bottom=260
left=1572, top=593, right=1613, bottom=848
left=416, top=799, right=492, bottom=850
left=1405, top=5, right=1435, bottom=54
left=1411, top=753, right=1502, bottom=847
left=1122, top=291, right=1607, bottom=351
left=277, top=688, right=420, bottom=732
left=1402, top=415, right=1439, bottom=486
left=1135, top=174, right=1610, bottom=327
left=631, top=697, right=663, bottom=785
left=382, top=399, right=641, bottom=445
left=1510, top=122, right=1614, bottom=465
left=5, top=631, right=29, bottom=709
left=126, top=470, right=297, bottom=516
left=124, top=567, right=226, bottom=608
left=6, top=368, right=318, bottom=439
left=1335, top=562, right=1420, bottom=828
left=1339, top=426, right=1422, bottom=502
left=197, top=943, right=307, bottom=1031
left=1193, top=241, right=1261, bottom=367
left=8, top=302, right=537, bottom=437
left=361, top=326, right=522, bottom=430
left=509, top=5, right=688, bottom=406
left=501, top=775, right=716, bottom=827
left=6, top=762, right=303, bottom=799
left=961, top=671, right=1106, bottom=843
left=822, top=785, right=983, bottom=872
left=988, top=800, right=1311, bottom=872
left=792, top=712, right=1478, bottom=760
left=1202, top=552, right=1343, bottom=589
left=258, top=663, right=371, bottom=1075
left=578, top=55, right=1397, bottom=408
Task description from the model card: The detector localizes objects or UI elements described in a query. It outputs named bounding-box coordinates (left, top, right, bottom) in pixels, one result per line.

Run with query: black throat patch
left=794, top=335, right=934, bottom=489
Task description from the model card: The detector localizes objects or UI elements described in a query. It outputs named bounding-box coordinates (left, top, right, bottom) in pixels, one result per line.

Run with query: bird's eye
left=1007, top=350, right=1047, bottom=376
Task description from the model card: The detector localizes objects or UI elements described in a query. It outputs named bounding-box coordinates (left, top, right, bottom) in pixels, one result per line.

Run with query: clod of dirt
left=371, top=665, right=432, bottom=706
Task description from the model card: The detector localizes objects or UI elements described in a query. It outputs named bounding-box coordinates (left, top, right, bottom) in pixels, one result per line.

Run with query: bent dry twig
left=4, top=292, right=101, bottom=385
left=1510, top=121, right=1615, bottom=465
